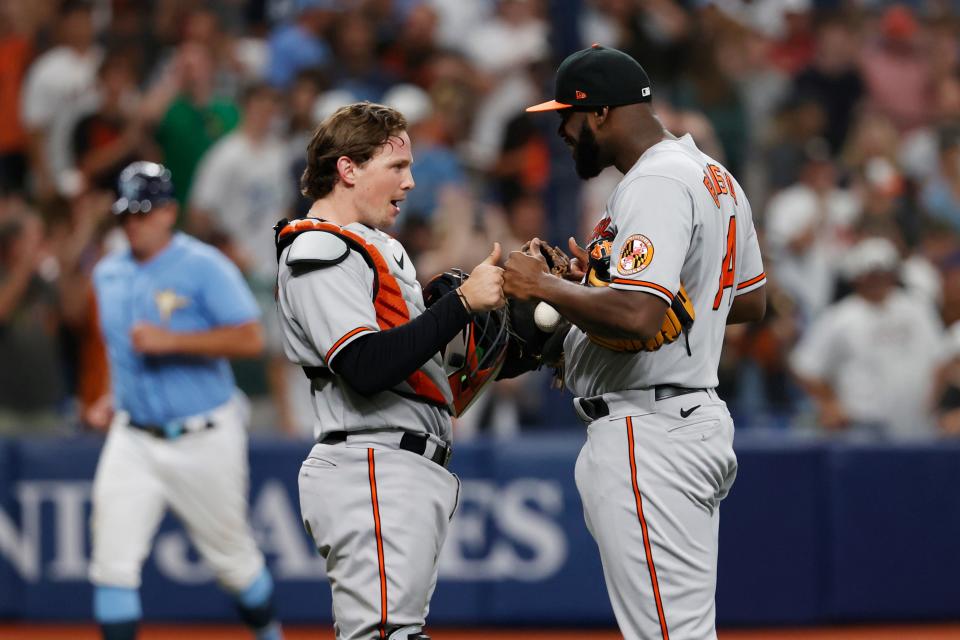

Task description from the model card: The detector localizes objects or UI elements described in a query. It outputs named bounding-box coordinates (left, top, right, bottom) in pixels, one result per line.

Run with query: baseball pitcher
left=506, top=46, right=767, bottom=640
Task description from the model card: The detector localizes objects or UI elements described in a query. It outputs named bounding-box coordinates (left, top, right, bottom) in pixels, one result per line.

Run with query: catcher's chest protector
left=275, top=217, right=453, bottom=410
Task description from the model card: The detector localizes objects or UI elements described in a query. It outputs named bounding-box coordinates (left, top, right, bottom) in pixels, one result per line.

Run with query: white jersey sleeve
left=607, top=175, right=694, bottom=304
left=280, top=250, right=379, bottom=370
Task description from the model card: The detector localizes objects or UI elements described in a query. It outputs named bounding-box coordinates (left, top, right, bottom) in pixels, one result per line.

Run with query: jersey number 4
left=713, top=216, right=736, bottom=310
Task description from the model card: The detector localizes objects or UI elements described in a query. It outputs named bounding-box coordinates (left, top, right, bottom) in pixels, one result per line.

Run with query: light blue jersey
left=93, top=233, right=259, bottom=424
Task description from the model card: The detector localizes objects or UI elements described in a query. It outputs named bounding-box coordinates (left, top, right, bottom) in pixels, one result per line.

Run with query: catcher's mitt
left=584, top=237, right=695, bottom=353
left=498, top=242, right=572, bottom=382
left=520, top=239, right=571, bottom=277
left=422, top=269, right=509, bottom=416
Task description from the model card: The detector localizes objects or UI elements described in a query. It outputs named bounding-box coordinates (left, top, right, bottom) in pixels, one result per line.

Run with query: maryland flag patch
left=617, top=234, right=654, bottom=275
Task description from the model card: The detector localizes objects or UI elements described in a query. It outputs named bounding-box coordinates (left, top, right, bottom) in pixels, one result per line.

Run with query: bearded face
left=572, top=119, right=604, bottom=179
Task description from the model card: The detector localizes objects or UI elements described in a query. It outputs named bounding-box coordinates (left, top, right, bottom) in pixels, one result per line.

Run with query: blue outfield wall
left=1, top=432, right=960, bottom=625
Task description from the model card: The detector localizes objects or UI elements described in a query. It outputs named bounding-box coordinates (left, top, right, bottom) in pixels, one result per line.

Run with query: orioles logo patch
left=617, top=234, right=654, bottom=275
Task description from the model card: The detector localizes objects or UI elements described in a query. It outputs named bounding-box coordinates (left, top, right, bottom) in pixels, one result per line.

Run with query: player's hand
left=83, top=393, right=114, bottom=431
left=131, top=323, right=179, bottom=355
left=567, top=236, right=588, bottom=282
left=459, top=243, right=505, bottom=312
left=818, top=397, right=850, bottom=431
left=504, top=237, right=550, bottom=301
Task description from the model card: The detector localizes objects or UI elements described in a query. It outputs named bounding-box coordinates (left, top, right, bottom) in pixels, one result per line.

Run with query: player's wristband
left=455, top=287, right=475, bottom=315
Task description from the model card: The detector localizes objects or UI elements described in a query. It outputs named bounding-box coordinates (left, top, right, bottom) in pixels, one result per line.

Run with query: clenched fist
left=503, top=238, right=551, bottom=301
left=131, top=323, right=178, bottom=355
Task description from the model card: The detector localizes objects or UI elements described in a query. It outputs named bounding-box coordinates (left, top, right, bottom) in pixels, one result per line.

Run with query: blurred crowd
left=4, top=0, right=960, bottom=440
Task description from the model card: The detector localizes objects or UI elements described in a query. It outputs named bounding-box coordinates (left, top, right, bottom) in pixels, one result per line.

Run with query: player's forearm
left=537, top=274, right=667, bottom=340
left=168, top=321, right=265, bottom=358
left=727, top=286, right=766, bottom=325
left=793, top=372, right=836, bottom=405
left=332, top=291, right=470, bottom=396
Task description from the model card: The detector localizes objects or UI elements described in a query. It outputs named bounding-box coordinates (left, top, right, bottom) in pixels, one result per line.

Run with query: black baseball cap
left=527, top=44, right=652, bottom=113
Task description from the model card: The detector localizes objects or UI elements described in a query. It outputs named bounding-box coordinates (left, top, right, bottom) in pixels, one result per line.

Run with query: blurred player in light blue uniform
left=89, top=161, right=284, bottom=640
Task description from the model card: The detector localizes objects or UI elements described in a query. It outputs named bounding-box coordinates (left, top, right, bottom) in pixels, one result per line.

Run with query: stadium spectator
left=462, top=0, right=550, bottom=169
left=0, top=201, right=65, bottom=431
left=266, top=0, right=334, bottom=90
left=790, top=237, right=943, bottom=439
left=765, top=139, right=860, bottom=322
left=189, top=82, right=305, bottom=435
left=70, top=50, right=152, bottom=194
left=900, top=72, right=960, bottom=182
left=20, top=0, right=101, bottom=200
left=921, top=124, right=960, bottom=234
left=380, top=3, right=441, bottom=87
left=384, top=83, right=465, bottom=223
left=189, top=82, right=291, bottom=279
left=933, top=320, right=960, bottom=436
left=859, top=4, right=931, bottom=132
left=153, top=44, right=240, bottom=215
left=328, top=10, right=397, bottom=102
left=49, top=190, right=113, bottom=429
left=0, top=1, right=34, bottom=195
left=792, top=16, right=864, bottom=154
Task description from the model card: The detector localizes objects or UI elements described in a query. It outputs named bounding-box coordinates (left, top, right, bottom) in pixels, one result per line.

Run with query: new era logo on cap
left=526, top=45, right=653, bottom=113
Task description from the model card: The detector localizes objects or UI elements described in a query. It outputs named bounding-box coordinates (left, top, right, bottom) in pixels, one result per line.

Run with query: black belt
left=575, top=386, right=706, bottom=422
left=320, top=431, right=452, bottom=468
left=127, top=419, right=215, bottom=439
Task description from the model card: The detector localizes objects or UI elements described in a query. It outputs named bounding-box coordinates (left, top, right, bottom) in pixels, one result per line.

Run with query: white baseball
left=534, top=302, right=561, bottom=332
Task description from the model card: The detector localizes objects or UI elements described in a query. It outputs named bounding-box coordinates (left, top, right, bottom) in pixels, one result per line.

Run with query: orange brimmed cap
left=526, top=44, right=652, bottom=113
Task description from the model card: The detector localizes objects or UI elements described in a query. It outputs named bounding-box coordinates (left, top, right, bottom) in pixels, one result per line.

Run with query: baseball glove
left=498, top=242, right=572, bottom=382
left=520, top=239, right=571, bottom=277
left=584, top=237, right=695, bottom=353
left=587, top=283, right=695, bottom=353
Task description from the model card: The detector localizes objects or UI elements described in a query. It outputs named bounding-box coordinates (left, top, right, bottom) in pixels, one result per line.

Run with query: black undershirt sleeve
left=330, top=291, right=470, bottom=396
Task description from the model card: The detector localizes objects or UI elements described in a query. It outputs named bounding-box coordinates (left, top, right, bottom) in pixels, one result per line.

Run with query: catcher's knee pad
left=387, top=625, right=431, bottom=640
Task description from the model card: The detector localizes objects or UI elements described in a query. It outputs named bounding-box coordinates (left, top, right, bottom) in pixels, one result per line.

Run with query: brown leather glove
left=588, top=283, right=696, bottom=353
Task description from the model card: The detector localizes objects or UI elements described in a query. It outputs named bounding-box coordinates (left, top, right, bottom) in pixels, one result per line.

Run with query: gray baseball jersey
left=566, top=134, right=764, bottom=397
left=276, top=220, right=453, bottom=444
left=277, top=218, right=460, bottom=640
left=569, top=134, right=764, bottom=640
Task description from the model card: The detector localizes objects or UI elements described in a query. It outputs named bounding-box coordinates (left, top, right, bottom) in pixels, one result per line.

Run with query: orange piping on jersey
left=737, top=272, right=766, bottom=290
left=325, top=327, right=374, bottom=364
left=612, top=278, right=675, bottom=302
left=626, top=417, right=670, bottom=640
left=368, top=449, right=388, bottom=639
left=279, top=219, right=448, bottom=406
